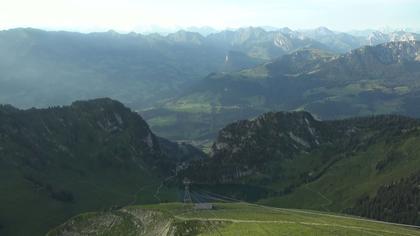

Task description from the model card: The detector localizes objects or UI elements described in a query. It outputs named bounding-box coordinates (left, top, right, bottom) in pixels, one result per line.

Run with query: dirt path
left=174, top=215, right=419, bottom=236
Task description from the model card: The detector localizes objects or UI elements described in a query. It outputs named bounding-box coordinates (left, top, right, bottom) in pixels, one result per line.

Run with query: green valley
left=144, top=41, right=420, bottom=145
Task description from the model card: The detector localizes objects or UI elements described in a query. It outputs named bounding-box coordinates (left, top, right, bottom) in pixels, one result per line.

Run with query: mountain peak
left=368, top=31, right=420, bottom=45
left=354, top=40, right=420, bottom=64
left=211, top=111, right=322, bottom=160
left=279, top=27, right=293, bottom=33
left=314, top=26, right=334, bottom=35
left=70, top=98, right=126, bottom=110
left=240, top=26, right=267, bottom=32
left=166, top=30, right=205, bottom=44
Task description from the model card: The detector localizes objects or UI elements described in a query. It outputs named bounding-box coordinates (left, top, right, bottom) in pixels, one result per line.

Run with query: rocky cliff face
left=358, top=40, right=420, bottom=64
left=368, top=31, right=420, bottom=45
left=211, top=112, right=326, bottom=160
left=47, top=207, right=175, bottom=236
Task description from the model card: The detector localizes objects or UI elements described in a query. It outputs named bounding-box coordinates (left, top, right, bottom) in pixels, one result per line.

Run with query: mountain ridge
left=144, top=40, right=420, bottom=144
left=1, top=26, right=419, bottom=111
left=180, top=110, right=420, bottom=226
left=0, top=98, right=203, bottom=236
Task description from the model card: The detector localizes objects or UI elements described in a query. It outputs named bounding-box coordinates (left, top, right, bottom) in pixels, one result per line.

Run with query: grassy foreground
left=48, top=202, right=420, bottom=235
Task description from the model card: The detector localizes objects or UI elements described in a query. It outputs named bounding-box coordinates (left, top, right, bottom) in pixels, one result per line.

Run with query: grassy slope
left=0, top=160, right=179, bottom=236
left=182, top=111, right=420, bottom=219
left=48, top=203, right=420, bottom=236
left=259, top=134, right=420, bottom=212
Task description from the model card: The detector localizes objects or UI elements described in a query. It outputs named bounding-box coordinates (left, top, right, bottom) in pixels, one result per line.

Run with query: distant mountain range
left=0, top=28, right=231, bottom=109
left=299, top=27, right=420, bottom=52
left=1, top=26, right=417, bottom=147
left=144, top=41, right=420, bottom=145
left=0, top=27, right=419, bottom=111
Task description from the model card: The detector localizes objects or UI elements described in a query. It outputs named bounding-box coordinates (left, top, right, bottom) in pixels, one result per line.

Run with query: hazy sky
left=1, top=0, right=419, bottom=32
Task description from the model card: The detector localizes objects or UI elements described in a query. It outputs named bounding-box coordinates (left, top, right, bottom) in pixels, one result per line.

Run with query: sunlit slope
left=48, top=203, right=420, bottom=236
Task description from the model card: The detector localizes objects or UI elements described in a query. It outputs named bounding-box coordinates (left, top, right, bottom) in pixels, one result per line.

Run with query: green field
left=49, top=203, right=420, bottom=235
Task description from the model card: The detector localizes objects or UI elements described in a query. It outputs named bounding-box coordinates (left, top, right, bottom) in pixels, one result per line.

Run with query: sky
left=0, top=0, right=419, bottom=33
